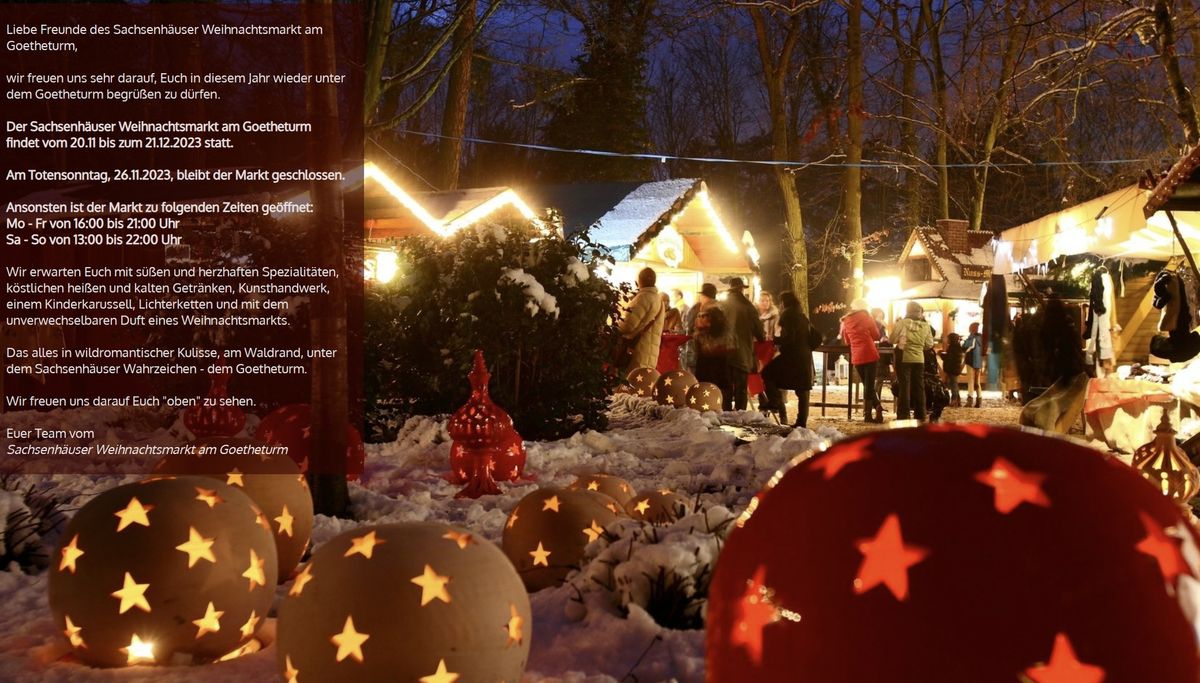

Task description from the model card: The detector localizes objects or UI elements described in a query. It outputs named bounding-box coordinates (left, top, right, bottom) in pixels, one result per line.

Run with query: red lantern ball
left=257, top=404, right=365, bottom=480
left=707, top=425, right=1200, bottom=682
left=450, top=430, right=526, bottom=484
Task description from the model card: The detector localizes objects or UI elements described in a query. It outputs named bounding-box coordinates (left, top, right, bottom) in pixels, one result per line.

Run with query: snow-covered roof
left=901, top=224, right=996, bottom=282
left=589, top=179, right=701, bottom=249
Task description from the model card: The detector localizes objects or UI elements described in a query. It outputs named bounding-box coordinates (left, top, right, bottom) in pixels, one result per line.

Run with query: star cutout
left=420, top=659, right=460, bottom=683
left=974, top=457, right=1050, bottom=514
left=542, top=496, right=561, bottom=512
left=331, top=616, right=369, bottom=663
left=853, top=514, right=929, bottom=601
left=664, top=377, right=673, bottom=386
left=239, top=610, right=260, bottom=639
left=811, top=447, right=868, bottom=480
left=730, top=566, right=780, bottom=666
left=345, top=530, right=385, bottom=559
left=442, top=530, right=475, bottom=549
left=194, top=486, right=223, bottom=508
left=176, top=527, right=217, bottom=568
left=275, top=505, right=295, bottom=537
left=587, top=481, right=599, bottom=491
left=583, top=520, right=604, bottom=543
left=114, top=497, right=154, bottom=531
left=59, top=534, right=84, bottom=573
left=290, top=564, right=314, bottom=597
left=530, top=542, right=551, bottom=567
left=122, top=633, right=155, bottom=665
left=242, top=549, right=267, bottom=590
left=619, top=483, right=630, bottom=493
left=504, top=603, right=524, bottom=647
left=507, top=510, right=519, bottom=529
left=112, top=572, right=151, bottom=614
left=411, top=564, right=452, bottom=606
left=255, top=509, right=272, bottom=532
left=1136, top=511, right=1190, bottom=583
left=192, top=602, right=224, bottom=638
left=689, top=396, right=698, bottom=405
left=606, top=502, right=620, bottom=514
left=633, top=499, right=651, bottom=515
left=283, top=655, right=300, bottom=683
left=226, top=469, right=245, bottom=487
left=658, top=488, right=672, bottom=495
left=1024, top=632, right=1105, bottom=683
left=63, top=615, right=84, bottom=648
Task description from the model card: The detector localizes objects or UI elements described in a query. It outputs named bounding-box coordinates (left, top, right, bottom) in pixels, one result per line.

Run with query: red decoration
left=449, top=430, right=526, bottom=484
left=257, top=404, right=365, bottom=480
left=182, top=353, right=245, bottom=437
left=448, top=350, right=523, bottom=499
left=707, top=425, right=1200, bottom=682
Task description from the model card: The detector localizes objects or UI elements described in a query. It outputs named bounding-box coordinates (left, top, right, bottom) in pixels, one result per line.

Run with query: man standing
left=891, top=301, right=936, bottom=421
left=721, top=278, right=764, bottom=410
left=618, top=267, right=665, bottom=374
left=683, top=283, right=718, bottom=373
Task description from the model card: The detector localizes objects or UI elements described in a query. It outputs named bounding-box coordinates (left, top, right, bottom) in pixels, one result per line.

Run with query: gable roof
left=901, top=226, right=996, bottom=283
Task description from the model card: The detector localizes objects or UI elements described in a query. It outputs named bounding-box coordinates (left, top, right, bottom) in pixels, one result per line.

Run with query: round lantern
left=567, top=473, right=636, bottom=509
left=626, top=366, right=660, bottom=399
left=653, top=370, right=696, bottom=408
left=707, top=425, right=1200, bottom=681
left=626, top=489, right=690, bottom=525
left=153, top=437, right=314, bottom=582
left=48, top=477, right=278, bottom=667
left=450, top=430, right=526, bottom=485
left=257, top=403, right=366, bottom=480
left=685, top=382, right=723, bottom=412
left=502, top=488, right=620, bottom=592
left=276, top=522, right=530, bottom=683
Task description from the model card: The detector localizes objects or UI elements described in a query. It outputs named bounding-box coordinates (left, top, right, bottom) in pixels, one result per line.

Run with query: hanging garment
left=1085, top=270, right=1115, bottom=363
left=1153, top=270, right=1181, bottom=332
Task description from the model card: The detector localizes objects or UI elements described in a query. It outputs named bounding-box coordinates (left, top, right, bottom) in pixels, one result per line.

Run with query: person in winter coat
left=721, top=278, right=765, bottom=410
left=617, top=267, right=665, bottom=374
left=682, top=283, right=719, bottom=373
left=962, top=322, right=984, bottom=408
left=891, top=301, right=936, bottom=421
left=762, top=291, right=823, bottom=428
left=758, top=292, right=780, bottom=340
left=694, top=307, right=734, bottom=408
left=940, top=332, right=965, bottom=407
left=839, top=298, right=882, bottom=423
left=661, top=292, right=684, bottom=333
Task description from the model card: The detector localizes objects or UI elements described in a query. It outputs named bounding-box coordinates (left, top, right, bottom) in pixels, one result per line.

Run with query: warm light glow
left=420, top=659, right=461, bottom=683
left=586, top=481, right=599, bottom=491
left=344, top=530, right=385, bottom=559
left=442, top=530, right=475, bottom=550
left=529, top=542, right=551, bottom=567
left=331, top=616, right=370, bottom=663
left=283, top=655, right=301, bottom=683
left=289, top=564, right=314, bottom=597
left=372, top=250, right=400, bottom=284
left=114, top=497, right=154, bottom=532
left=122, top=634, right=156, bottom=665
left=216, top=638, right=262, bottom=662
left=240, top=610, right=261, bottom=639
left=442, top=188, right=542, bottom=236
left=410, top=564, right=452, bottom=606
left=112, top=572, right=152, bottom=614
left=63, top=615, right=84, bottom=648
left=275, top=505, right=295, bottom=537
left=194, top=487, right=223, bottom=508
left=506, top=510, right=519, bottom=529
left=505, top=603, right=524, bottom=647
left=365, top=162, right=442, bottom=232
left=743, top=231, right=761, bottom=265
left=242, top=549, right=267, bottom=590
left=863, top=276, right=901, bottom=312
left=696, top=189, right=741, bottom=254
left=192, top=602, right=224, bottom=639
left=582, top=520, right=604, bottom=543
left=634, top=499, right=651, bottom=515
left=656, top=224, right=685, bottom=268
left=542, top=496, right=561, bottom=513
left=59, top=534, right=84, bottom=573
left=176, top=527, right=217, bottom=568
left=225, top=469, right=245, bottom=487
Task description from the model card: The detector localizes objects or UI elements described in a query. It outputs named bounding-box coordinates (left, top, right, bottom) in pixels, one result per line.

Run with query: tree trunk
left=435, top=0, right=476, bottom=190
left=363, top=0, right=393, bottom=125
left=1154, top=0, right=1200, bottom=145
left=304, top=0, right=351, bottom=517
left=970, top=3, right=1025, bottom=232
left=845, top=0, right=864, bottom=302
left=777, top=168, right=809, bottom=310
left=896, top=3, right=920, bottom=227
left=920, top=0, right=950, bottom=220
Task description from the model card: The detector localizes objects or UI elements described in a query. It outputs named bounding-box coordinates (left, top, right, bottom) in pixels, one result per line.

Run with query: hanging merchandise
left=1084, top=266, right=1116, bottom=372
left=1150, top=269, right=1200, bottom=363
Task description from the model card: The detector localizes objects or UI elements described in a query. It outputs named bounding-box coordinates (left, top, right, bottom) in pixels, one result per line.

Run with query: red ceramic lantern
left=257, top=404, right=365, bottom=480
left=450, top=430, right=526, bottom=485
left=448, top=350, right=523, bottom=499
left=183, top=354, right=246, bottom=438
left=707, top=425, right=1200, bottom=682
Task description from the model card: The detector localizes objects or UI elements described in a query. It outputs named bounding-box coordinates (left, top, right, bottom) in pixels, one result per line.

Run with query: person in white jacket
left=618, top=267, right=666, bottom=373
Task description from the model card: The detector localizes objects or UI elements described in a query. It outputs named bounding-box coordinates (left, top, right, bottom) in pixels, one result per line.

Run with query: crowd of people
left=616, top=266, right=988, bottom=428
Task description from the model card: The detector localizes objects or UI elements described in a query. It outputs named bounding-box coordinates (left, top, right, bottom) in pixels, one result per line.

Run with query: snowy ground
left=0, top=395, right=873, bottom=682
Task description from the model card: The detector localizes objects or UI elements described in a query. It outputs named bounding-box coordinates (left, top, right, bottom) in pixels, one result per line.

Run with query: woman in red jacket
left=840, top=298, right=882, bottom=423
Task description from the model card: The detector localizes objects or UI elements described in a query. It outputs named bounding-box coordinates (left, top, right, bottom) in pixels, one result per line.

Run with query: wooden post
left=1165, top=210, right=1200, bottom=280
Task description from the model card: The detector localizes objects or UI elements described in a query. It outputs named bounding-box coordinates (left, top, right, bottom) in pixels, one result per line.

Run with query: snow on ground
left=0, top=395, right=837, bottom=682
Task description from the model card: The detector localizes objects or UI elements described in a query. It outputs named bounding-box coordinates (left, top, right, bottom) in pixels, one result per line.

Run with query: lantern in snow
left=1133, top=410, right=1200, bottom=505
left=626, top=489, right=690, bottom=525
left=686, top=382, right=723, bottom=412
left=450, top=430, right=526, bottom=485
left=257, top=404, right=366, bottom=480
left=654, top=370, right=696, bottom=408
left=153, top=437, right=313, bottom=582
left=448, top=350, right=523, bottom=498
left=707, top=425, right=1200, bottom=682
left=182, top=353, right=246, bottom=438
left=568, top=473, right=635, bottom=509
left=277, top=522, right=530, bottom=683
left=625, top=366, right=660, bottom=398
left=48, top=477, right=277, bottom=667
left=502, top=488, right=620, bottom=592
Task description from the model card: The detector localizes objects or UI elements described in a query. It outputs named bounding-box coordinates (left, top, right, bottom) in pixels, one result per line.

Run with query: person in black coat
left=762, top=291, right=823, bottom=428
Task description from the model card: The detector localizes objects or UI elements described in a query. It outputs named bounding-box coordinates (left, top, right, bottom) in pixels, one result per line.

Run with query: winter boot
left=974, top=396, right=982, bottom=408
left=777, top=405, right=789, bottom=425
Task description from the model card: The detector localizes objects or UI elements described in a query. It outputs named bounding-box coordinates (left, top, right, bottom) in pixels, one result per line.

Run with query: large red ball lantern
left=707, top=425, right=1200, bottom=682
left=257, top=404, right=365, bottom=480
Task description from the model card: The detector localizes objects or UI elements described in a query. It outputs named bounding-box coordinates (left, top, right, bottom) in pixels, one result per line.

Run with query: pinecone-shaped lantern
left=1133, top=406, right=1200, bottom=505
left=183, top=353, right=246, bottom=437
left=448, top=350, right=522, bottom=499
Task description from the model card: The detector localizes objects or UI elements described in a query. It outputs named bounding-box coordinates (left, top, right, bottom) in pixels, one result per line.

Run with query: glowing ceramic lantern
left=257, top=403, right=366, bottom=480
left=567, top=473, right=636, bottom=509
left=448, top=350, right=523, bottom=498
left=685, top=382, right=724, bottom=412
left=182, top=354, right=246, bottom=438
left=502, top=488, right=620, bottom=592
left=653, top=370, right=697, bottom=408
left=277, top=522, right=530, bottom=682
left=1133, top=412, right=1200, bottom=505
left=152, top=437, right=314, bottom=582
left=707, top=425, right=1200, bottom=681
left=450, top=430, right=526, bottom=485
left=625, top=366, right=660, bottom=399
left=47, top=477, right=277, bottom=667
left=626, top=489, right=690, bottom=525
